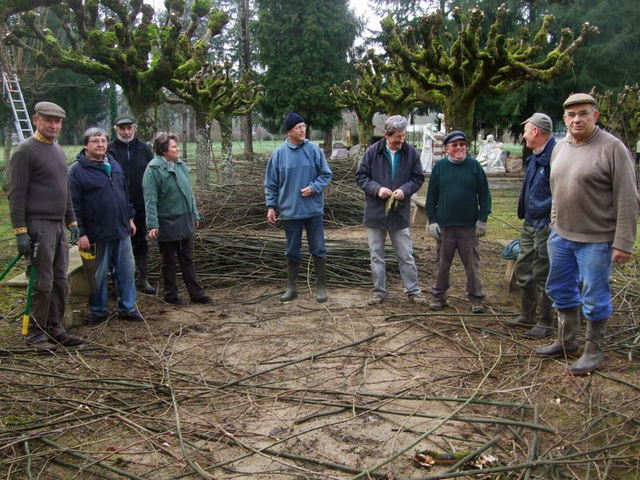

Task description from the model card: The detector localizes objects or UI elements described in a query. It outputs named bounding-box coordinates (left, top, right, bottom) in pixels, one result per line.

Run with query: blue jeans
left=283, top=215, right=326, bottom=262
left=546, top=230, right=612, bottom=321
left=367, top=227, right=421, bottom=296
left=90, top=236, right=137, bottom=315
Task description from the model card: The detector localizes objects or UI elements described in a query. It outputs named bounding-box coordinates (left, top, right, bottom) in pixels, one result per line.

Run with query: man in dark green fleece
left=426, top=130, right=492, bottom=313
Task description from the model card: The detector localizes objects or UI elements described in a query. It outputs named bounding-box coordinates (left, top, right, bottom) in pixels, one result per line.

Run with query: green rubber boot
left=280, top=261, right=299, bottom=302
left=535, top=306, right=580, bottom=356
left=569, top=319, right=607, bottom=375
left=314, top=256, right=327, bottom=303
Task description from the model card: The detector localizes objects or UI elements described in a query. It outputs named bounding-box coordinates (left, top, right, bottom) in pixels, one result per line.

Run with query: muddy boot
left=524, top=291, right=554, bottom=339
left=504, top=286, right=537, bottom=328
left=280, top=261, right=299, bottom=302
left=314, top=256, right=327, bottom=303
left=569, top=319, right=607, bottom=375
left=535, top=306, right=580, bottom=356
left=135, top=254, right=156, bottom=294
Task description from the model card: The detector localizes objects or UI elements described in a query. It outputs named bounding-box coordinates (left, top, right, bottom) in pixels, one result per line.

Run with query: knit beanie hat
left=284, top=112, right=305, bottom=132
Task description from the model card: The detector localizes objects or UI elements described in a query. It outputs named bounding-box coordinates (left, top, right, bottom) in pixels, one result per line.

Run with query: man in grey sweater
left=536, top=93, right=640, bottom=375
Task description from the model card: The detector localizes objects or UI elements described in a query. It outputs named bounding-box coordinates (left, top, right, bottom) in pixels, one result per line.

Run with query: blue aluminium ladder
left=2, top=72, right=33, bottom=142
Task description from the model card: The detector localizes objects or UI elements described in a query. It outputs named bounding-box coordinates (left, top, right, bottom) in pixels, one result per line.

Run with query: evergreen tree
left=254, top=0, right=359, bottom=148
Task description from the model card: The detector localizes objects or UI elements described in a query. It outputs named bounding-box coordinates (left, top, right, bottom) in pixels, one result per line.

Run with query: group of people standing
left=7, top=102, right=210, bottom=351
left=6, top=94, right=639, bottom=376
left=266, top=92, right=639, bottom=376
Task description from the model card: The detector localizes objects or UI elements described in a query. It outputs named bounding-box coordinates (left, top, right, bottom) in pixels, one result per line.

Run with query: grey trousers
left=25, top=219, right=69, bottom=340
left=367, top=227, right=421, bottom=297
left=432, top=226, right=484, bottom=300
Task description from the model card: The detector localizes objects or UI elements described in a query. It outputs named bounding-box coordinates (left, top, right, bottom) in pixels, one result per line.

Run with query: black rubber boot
left=314, top=256, right=327, bottom=303
left=524, top=291, right=554, bottom=339
left=569, top=319, right=607, bottom=375
left=535, top=306, right=580, bottom=356
left=135, top=254, right=156, bottom=294
left=505, top=286, right=537, bottom=328
left=280, top=261, right=299, bottom=302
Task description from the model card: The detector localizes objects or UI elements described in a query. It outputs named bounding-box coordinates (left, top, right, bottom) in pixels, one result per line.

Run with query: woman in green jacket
left=143, top=133, right=212, bottom=305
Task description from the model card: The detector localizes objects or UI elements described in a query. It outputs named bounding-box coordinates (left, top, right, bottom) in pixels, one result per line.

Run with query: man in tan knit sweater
left=536, top=93, right=640, bottom=375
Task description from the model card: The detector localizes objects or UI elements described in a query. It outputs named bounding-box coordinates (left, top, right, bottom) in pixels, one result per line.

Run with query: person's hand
left=77, top=235, right=90, bottom=250
left=129, top=219, right=137, bottom=236
left=267, top=208, right=278, bottom=225
left=148, top=228, right=159, bottom=239
left=612, top=248, right=631, bottom=264
left=68, top=225, right=80, bottom=244
left=393, top=189, right=405, bottom=200
left=194, top=220, right=200, bottom=229
left=428, top=223, right=441, bottom=241
left=16, top=233, right=31, bottom=256
left=475, top=221, right=487, bottom=238
left=377, top=187, right=392, bottom=199
left=301, top=186, right=313, bottom=197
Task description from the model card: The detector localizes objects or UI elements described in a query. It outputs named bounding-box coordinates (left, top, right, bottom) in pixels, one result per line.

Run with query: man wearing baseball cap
left=264, top=112, right=332, bottom=303
left=536, top=93, right=640, bottom=375
left=7, top=101, right=84, bottom=351
left=426, top=129, right=491, bottom=313
left=505, top=113, right=556, bottom=338
left=108, top=114, right=155, bottom=294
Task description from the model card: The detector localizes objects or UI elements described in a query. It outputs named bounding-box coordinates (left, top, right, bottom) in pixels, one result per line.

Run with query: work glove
left=68, top=225, right=80, bottom=245
left=428, top=222, right=441, bottom=241
left=475, top=221, right=487, bottom=238
left=16, top=233, right=31, bottom=257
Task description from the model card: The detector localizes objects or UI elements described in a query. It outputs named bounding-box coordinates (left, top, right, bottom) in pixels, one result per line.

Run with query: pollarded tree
left=169, top=60, right=262, bottom=185
left=592, top=84, right=640, bottom=153
left=381, top=4, right=599, bottom=133
left=255, top=0, right=359, bottom=153
left=331, top=49, right=422, bottom=151
left=4, top=0, right=227, bottom=139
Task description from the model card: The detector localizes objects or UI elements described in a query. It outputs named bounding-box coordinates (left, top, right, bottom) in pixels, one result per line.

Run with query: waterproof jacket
left=355, top=138, right=424, bottom=230
left=518, top=137, right=555, bottom=231
left=143, top=155, right=200, bottom=242
left=108, top=137, right=153, bottom=218
left=264, top=139, right=332, bottom=220
left=69, top=151, right=134, bottom=243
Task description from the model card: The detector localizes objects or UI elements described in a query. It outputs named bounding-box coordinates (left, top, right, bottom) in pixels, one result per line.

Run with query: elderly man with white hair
left=356, top=115, right=427, bottom=305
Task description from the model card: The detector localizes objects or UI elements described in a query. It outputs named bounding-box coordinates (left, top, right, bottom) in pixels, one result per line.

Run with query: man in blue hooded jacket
left=264, top=112, right=332, bottom=303
left=505, top=113, right=556, bottom=338
left=70, top=127, right=143, bottom=325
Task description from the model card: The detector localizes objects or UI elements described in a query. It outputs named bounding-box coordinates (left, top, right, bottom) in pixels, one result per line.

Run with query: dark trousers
left=131, top=212, right=148, bottom=257
left=432, top=226, right=484, bottom=300
left=158, top=238, right=204, bottom=301
left=25, top=219, right=68, bottom=339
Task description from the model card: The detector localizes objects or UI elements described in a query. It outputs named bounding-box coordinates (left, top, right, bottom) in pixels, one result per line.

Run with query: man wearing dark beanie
left=264, top=112, right=333, bottom=302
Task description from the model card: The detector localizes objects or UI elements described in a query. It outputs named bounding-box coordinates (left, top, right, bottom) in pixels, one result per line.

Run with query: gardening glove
left=475, top=221, right=487, bottom=238
left=16, top=233, right=31, bottom=257
left=428, top=222, right=441, bottom=241
left=68, top=225, right=80, bottom=245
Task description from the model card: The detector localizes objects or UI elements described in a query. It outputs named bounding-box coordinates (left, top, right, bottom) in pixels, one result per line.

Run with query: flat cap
left=522, top=112, right=553, bottom=132
left=114, top=113, right=136, bottom=125
left=34, top=101, right=66, bottom=119
left=443, top=130, right=466, bottom=146
left=563, top=93, right=597, bottom=109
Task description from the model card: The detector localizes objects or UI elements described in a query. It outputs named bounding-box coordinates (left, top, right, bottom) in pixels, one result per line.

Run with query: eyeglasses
left=448, top=141, right=467, bottom=148
left=87, top=139, right=108, bottom=144
left=293, top=124, right=307, bottom=131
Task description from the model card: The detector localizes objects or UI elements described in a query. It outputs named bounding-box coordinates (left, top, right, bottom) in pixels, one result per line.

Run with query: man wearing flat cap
left=536, top=93, right=640, bottom=375
left=264, top=112, right=332, bottom=303
left=108, top=114, right=155, bottom=294
left=426, top=129, right=491, bottom=313
left=505, top=113, right=556, bottom=338
left=6, top=101, right=84, bottom=351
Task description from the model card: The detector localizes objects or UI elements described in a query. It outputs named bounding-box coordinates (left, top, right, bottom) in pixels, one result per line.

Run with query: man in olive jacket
left=355, top=115, right=426, bottom=305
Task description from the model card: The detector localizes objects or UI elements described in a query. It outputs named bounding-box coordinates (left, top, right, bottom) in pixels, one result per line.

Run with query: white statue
left=477, top=134, right=505, bottom=172
left=420, top=123, right=436, bottom=172
left=437, top=113, right=446, bottom=134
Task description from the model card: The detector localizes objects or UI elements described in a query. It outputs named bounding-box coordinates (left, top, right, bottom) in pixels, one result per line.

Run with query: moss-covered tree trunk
left=357, top=121, right=374, bottom=151
left=443, top=92, right=477, bottom=134
left=220, top=115, right=234, bottom=184
left=128, top=95, right=158, bottom=142
left=194, top=108, right=211, bottom=186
